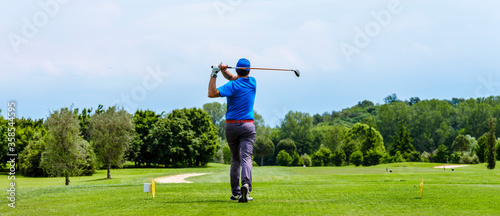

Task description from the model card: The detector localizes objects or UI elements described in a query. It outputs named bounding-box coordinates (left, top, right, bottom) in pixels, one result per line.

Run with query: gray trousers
left=225, top=123, right=256, bottom=196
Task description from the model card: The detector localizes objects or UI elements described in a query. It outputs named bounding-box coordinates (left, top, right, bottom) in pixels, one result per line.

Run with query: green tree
left=410, top=100, right=456, bottom=152
left=276, top=138, right=296, bottom=156
left=452, top=135, right=470, bottom=153
left=390, top=122, right=415, bottom=160
left=280, top=111, right=314, bottom=155
left=291, top=151, right=301, bottom=166
left=76, top=107, right=93, bottom=141
left=128, top=109, right=161, bottom=167
left=495, top=140, right=500, bottom=161
left=40, top=108, right=87, bottom=185
left=89, top=106, right=134, bottom=179
left=148, top=108, right=219, bottom=167
left=332, top=149, right=346, bottom=166
left=19, top=131, right=47, bottom=177
left=350, top=150, right=363, bottom=166
left=0, top=114, right=8, bottom=168
left=78, top=140, right=98, bottom=176
left=341, top=140, right=358, bottom=165
left=376, top=102, right=411, bottom=148
left=300, top=154, right=312, bottom=167
left=202, top=102, right=226, bottom=138
left=391, top=151, right=405, bottom=163
left=487, top=118, right=496, bottom=169
left=254, top=110, right=271, bottom=137
left=223, top=145, right=231, bottom=164
left=476, top=135, right=488, bottom=163
left=384, top=93, right=399, bottom=104
left=458, top=99, right=491, bottom=139
left=363, top=150, right=383, bottom=166
left=435, top=144, right=449, bottom=163
left=253, top=136, right=275, bottom=166
left=276, top=150, right=292, bottom=166
left=322, top=125, right=347, bottom=151
left=361, top=126, right=385, bottom=166
left=311, top=147, right=332, bottom=166
left=343, top=123, right=385, bottom=165
left=450, top=152, right=461, bottom=164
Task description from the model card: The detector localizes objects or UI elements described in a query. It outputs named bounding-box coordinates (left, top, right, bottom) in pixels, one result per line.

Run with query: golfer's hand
left=219, top=63, right=228, bottom=72
left=211, top=67, right=220, bottom=78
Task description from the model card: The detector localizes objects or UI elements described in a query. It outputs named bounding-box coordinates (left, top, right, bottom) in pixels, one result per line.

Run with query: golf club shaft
left=211, top=65, right=300, bottom=77
left=227, top=66, right=294, bottom=72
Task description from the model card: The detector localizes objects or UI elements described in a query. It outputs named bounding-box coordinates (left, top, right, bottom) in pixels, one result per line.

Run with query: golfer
left=208, top=58, right=256, bottom=203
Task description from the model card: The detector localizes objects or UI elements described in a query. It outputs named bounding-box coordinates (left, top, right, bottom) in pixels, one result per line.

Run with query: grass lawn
left=1, top=162, right=500, bottom=215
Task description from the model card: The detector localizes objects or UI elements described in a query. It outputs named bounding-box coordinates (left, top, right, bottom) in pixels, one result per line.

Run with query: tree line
left=1, top=95, right=499, bottom=185
left=0, top=106, right=219, bottom=185
left=204, top=95, right=500, bottom=168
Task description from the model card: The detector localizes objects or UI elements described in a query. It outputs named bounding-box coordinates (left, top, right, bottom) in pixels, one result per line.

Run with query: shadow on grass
left=83, top=178, right=113, bottom=182
left=144, top=199, right=229, bottom=204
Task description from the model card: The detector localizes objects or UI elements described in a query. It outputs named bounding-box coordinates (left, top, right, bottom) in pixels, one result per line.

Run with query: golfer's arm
left=208, top=76, right=221, bottom=98
left=221, top=70, right=238, bottom=81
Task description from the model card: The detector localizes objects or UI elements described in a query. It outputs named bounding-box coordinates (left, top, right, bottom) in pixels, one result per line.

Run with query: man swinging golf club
left=208, top=58, right=256, bottom=203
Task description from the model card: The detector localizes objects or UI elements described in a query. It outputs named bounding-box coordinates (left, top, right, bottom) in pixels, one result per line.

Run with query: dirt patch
left=433, top=165, right=469, bottom=169
left=154, top=173, right=209, bottom=183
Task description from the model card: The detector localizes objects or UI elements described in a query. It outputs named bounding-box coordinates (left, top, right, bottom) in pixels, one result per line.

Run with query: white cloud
left=2, top=0, right=500, bottom=121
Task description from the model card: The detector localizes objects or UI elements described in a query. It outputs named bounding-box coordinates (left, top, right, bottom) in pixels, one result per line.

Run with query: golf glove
left=211, top=67, right=220, bottom=78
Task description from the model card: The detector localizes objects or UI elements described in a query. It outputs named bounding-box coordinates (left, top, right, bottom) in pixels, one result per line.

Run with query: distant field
left=1, top=163, right=500, bottom=215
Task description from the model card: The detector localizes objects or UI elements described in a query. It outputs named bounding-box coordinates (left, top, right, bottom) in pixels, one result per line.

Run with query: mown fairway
left=1, top=163, right=500, bottom=215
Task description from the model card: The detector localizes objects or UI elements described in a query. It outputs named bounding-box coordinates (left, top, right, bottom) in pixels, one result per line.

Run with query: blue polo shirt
left=217, top=77, right=256, bottom=120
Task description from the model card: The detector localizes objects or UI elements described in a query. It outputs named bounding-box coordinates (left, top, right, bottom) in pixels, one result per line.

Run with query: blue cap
left=236, top=58, right=251, bottom=72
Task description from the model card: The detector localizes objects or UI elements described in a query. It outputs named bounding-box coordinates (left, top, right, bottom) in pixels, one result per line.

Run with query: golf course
left=2, top=162, right=499, bottom=215
left=3, top=1, right=500, bottom=215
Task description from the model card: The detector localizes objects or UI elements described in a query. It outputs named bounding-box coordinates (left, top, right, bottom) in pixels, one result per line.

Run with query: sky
left=1, top=0, right=500, bottom=126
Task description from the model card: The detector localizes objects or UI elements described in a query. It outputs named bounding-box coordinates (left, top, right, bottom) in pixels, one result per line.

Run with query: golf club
left=211, top=65, right=300, bottom=77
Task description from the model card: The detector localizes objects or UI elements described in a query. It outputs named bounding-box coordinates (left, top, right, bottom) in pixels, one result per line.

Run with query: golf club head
left=292, top=69, right=300, bottom=77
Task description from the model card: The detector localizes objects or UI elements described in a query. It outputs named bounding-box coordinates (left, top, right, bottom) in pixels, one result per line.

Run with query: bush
left=21, top=131, right=96, bottom=177
left=471, top=154, right=480, bottom=164
left=291, top=152, right=301, bottom=166
left=421, top=151, right=431, bottom=162
left=408, top=151, right=422, bottom=162
left=381, top=153, right=392, bottom=164
left=332, top=149, right=346, bottom=166
left=277, top=150, right=292, bottom=166
left=253, top=160, right=258, bottom=167
left=19, top=136, right=47, bottom=177
left=222, top=145, right=231, bottom=164
left=350, top=151, right=363, bottom=167
left=450, top=152, right=461, bottom=164
left=78, top=140, right=97, bottom=176
left=300, top=154, right=312, bottom=167
left=476, top=135, right=488, bottom=163
left=311, top=147, right=333, bottom=166
left=362, top=150, right=382, bottom=166
left=496, top=141, right=500, bottom=161
left=215, top=148, right=224, bottom=164
left=435, top=144, right=449, bottom=163
left=459, top=153, right=472, bottom=164
left=391, top=151, right=405, bottom=163
left=276, top=138, right=297, bottom=156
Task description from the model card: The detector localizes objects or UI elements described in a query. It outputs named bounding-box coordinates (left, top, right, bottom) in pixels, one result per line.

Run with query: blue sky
left=1, top=0, right=500, bottom=126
